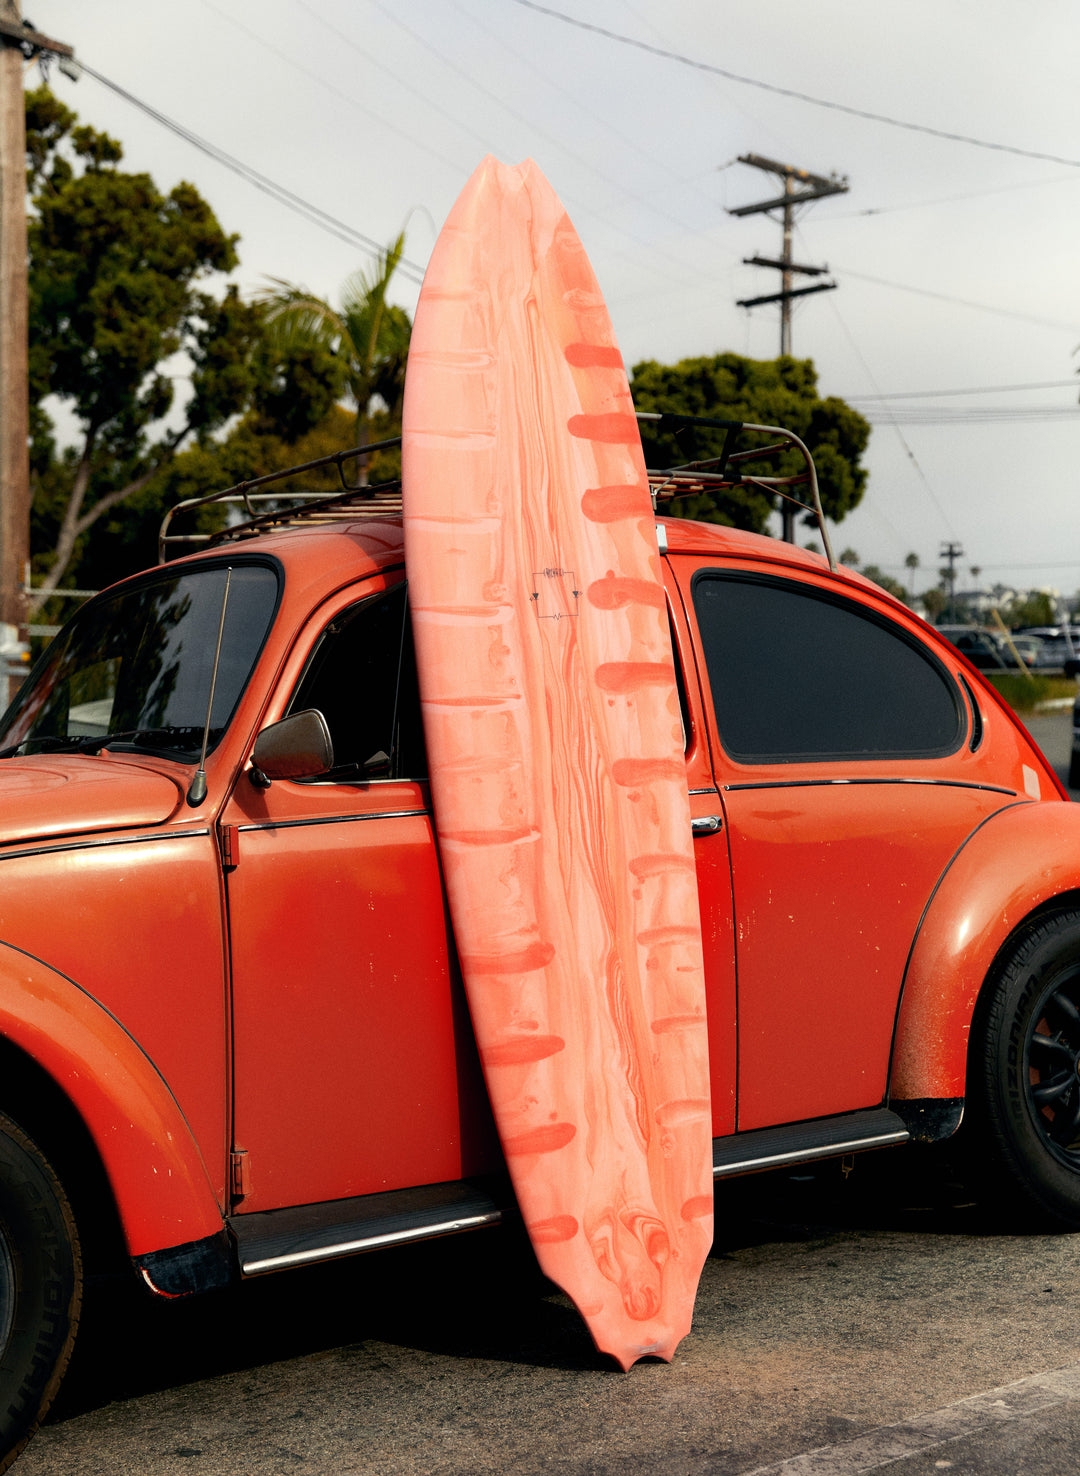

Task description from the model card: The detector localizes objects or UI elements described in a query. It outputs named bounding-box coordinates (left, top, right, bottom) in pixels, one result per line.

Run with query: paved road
left=21, top=1150, right=1080, bottom=1476
left=1023, top=705, right=1076, bottom=795
left=19, top=708, right=1080, bottom=1476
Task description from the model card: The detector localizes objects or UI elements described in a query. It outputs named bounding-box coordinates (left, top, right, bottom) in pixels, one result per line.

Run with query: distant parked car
left=1009, top=634, right=1052, bottom=669
left=936, top=625, right=1012, bottom=670
left=1016, top=626, right=1080, bottom=673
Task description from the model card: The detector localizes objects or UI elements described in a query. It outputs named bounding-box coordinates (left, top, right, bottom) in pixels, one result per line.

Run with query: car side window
left=691, top=570, right=964, bottom=764
left=288, top=583, right=427, bottom=781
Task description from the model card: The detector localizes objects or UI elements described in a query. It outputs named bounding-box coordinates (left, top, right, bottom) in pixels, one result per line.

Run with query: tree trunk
left=28, top=425, right=187, bottom=616
left=30, top=435, right=96, bottom=612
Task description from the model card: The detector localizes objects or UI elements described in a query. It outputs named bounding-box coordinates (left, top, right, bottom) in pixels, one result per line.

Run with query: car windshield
left=0, top=563, right=279, bottom=762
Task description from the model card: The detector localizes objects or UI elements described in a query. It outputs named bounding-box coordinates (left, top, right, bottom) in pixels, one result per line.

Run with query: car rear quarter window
left=691, top=571, right=964, bottom=764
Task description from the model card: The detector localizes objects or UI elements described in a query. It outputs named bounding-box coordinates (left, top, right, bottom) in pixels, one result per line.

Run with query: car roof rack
left=638, top=412, right=837, bottom=572
left=158, top=440, right=404, bottom=563
left=159, top=415, right=836, bottom=574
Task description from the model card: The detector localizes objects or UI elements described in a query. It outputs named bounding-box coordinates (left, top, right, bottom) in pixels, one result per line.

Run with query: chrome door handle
left=691, top=815, right=723, bottom=835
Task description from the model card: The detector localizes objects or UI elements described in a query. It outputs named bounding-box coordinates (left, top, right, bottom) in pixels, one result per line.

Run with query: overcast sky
left=36, top=0, right=1080, bottom=599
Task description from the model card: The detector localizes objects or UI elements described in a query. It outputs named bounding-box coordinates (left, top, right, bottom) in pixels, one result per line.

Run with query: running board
left=713, top=1108, right=910, bottom=1179
left=231, top=1179, right=504, bottom=1277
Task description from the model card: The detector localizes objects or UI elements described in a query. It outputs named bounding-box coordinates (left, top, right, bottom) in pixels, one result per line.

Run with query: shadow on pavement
left=46, top=1138, right=1019, bottom=1430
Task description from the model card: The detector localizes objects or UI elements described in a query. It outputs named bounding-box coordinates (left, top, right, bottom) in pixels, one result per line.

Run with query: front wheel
left=968, top=910, right=1080, bottom=1227
left=0, top=1113, right=82, bottom=1472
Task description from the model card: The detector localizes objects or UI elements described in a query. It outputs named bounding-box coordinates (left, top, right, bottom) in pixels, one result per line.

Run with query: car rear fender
left=0, top=940, right=223, bottom=1256
left=890, top=800, right=1080, bottom=1101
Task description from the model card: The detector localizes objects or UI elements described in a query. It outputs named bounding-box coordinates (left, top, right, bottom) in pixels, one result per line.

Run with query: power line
left=196, top=0, right=471, bottom=187
left=832, top=264, right=1080, bottom=333
left=861, top=406, right=1079, bottom=426
left=849, top=379, right=1079, bottom=401
left=820, top=289, right=961, bottom=544
left=511, top=0, right=1080, bottom=170
left=827, top=174, right=1080, bottom=220
left=75, top=61, right=428, bottom=286
left=293, top=0, right=716, bottom=286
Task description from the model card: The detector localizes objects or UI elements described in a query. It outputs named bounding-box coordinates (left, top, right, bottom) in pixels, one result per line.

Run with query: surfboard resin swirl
left=402, top=155, right=713, bottom=1369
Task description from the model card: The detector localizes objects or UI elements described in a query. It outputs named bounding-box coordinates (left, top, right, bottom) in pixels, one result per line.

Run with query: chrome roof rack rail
left=637, top=412, right=837, bottom=573
left=158, top=439, right=403, bottom=564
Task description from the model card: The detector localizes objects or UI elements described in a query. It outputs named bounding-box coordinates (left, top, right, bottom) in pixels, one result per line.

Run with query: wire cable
left=832, top=265, right=1080, bottom=334
left=819, top=286, right=962, bottom=544
left=512, top=0, right=1080, bottom=170
left=848, top=379, right=1079, bottom=401
left=75, top=61, right=428, bottom=286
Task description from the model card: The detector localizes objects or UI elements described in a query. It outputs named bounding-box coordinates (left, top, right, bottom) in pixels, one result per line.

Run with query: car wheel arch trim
left=890, top=800, right=1080, bottom=1102
left=0, top=939, right=223, bottom=1258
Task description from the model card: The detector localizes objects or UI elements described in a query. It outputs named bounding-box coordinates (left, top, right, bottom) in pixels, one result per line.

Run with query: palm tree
left=257, top=235, right=411, bottom=484
left=904, top=551, right=919, bottom=598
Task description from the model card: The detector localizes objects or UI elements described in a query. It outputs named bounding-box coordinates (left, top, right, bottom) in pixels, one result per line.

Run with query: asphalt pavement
left=1022, top=705, right=1076, bottom=796
left=18, top=1147, right=1080, bottom=1476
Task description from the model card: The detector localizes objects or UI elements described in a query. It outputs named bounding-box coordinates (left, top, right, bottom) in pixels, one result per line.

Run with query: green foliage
left=257, top=237, right=412, bottom=477
left=983, top=672, right=1076, bottom=713
left=25, top=85, right=356, bottom=602
left=1002, top=591, right=1056, bottom=629
left=921, top=587, right=947, bottom=620
left=858, top=564, right=910, bottom=604
left=630, top=353, right=870, bottom=534
left=26, top=85, right=265, bottom=599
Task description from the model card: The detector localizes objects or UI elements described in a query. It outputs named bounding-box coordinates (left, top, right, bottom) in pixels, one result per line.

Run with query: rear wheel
left=968, top=910, right=1080, bottom=1227
left=0, top=1113, right=81, bottom=1472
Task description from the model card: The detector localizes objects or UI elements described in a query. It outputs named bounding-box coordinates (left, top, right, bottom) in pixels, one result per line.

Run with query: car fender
left=0, top=940, right=224, bottom=1257
left=890, top=800, right=1080, bottom=1101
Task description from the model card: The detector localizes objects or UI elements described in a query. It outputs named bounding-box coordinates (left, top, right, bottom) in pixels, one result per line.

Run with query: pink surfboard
left=401, top=157, right=712, bottom=1369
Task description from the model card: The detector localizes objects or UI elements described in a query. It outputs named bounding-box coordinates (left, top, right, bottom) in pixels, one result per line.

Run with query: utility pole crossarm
left=728, top=151, right=848, bottom=546
left=728, top=181, right=847, bottom=217
left=0, top=17, right=73, bottom=57
left=736, top=282, right=837, bottom=310
left=743, top=256, right=830, bottom=277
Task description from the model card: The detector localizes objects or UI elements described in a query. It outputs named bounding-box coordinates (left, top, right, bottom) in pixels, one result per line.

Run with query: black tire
left=0, top=1113, right=81, bottom=1473
left=1068, top=751, right=1080, bottom=790
left=968, top=910, right=1080, bottom=1228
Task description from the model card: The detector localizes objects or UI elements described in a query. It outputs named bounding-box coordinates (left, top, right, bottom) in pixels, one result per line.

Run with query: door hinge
left=219, top=824, right=239, bottom=870
left=231, top=1148, right=250, bottom=1202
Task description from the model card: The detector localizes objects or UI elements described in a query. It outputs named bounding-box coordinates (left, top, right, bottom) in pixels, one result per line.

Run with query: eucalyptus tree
left=26, top=87, right=264, bottom=607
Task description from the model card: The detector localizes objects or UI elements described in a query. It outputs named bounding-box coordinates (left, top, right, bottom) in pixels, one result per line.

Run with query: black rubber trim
left=889, top=1097, right=965, bottom=1144
left=958, top=672, right=984, bottom=752
left=135, top=1229, right=233, bottom=1297
left=236, top=809, right=429, bottom=835
left=0, top=828, right=211, bottom=864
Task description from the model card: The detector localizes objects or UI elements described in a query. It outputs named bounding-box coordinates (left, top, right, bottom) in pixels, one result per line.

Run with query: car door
left=222, top=576, right=498, bottom=1214
left=670, top=556, right=1020, bottom=1131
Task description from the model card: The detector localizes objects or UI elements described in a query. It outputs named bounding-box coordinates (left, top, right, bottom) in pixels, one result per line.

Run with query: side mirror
left=250, top=709, right=334, bottom=784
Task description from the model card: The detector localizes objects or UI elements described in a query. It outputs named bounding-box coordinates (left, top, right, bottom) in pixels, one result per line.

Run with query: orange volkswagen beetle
left=0, top=423, right=1074, bottom=1466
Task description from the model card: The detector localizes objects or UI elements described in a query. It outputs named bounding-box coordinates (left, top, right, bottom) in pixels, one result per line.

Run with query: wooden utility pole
left=729, top=154, right=848, bottom=541
left=0, top=3, right=72, bottom=694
